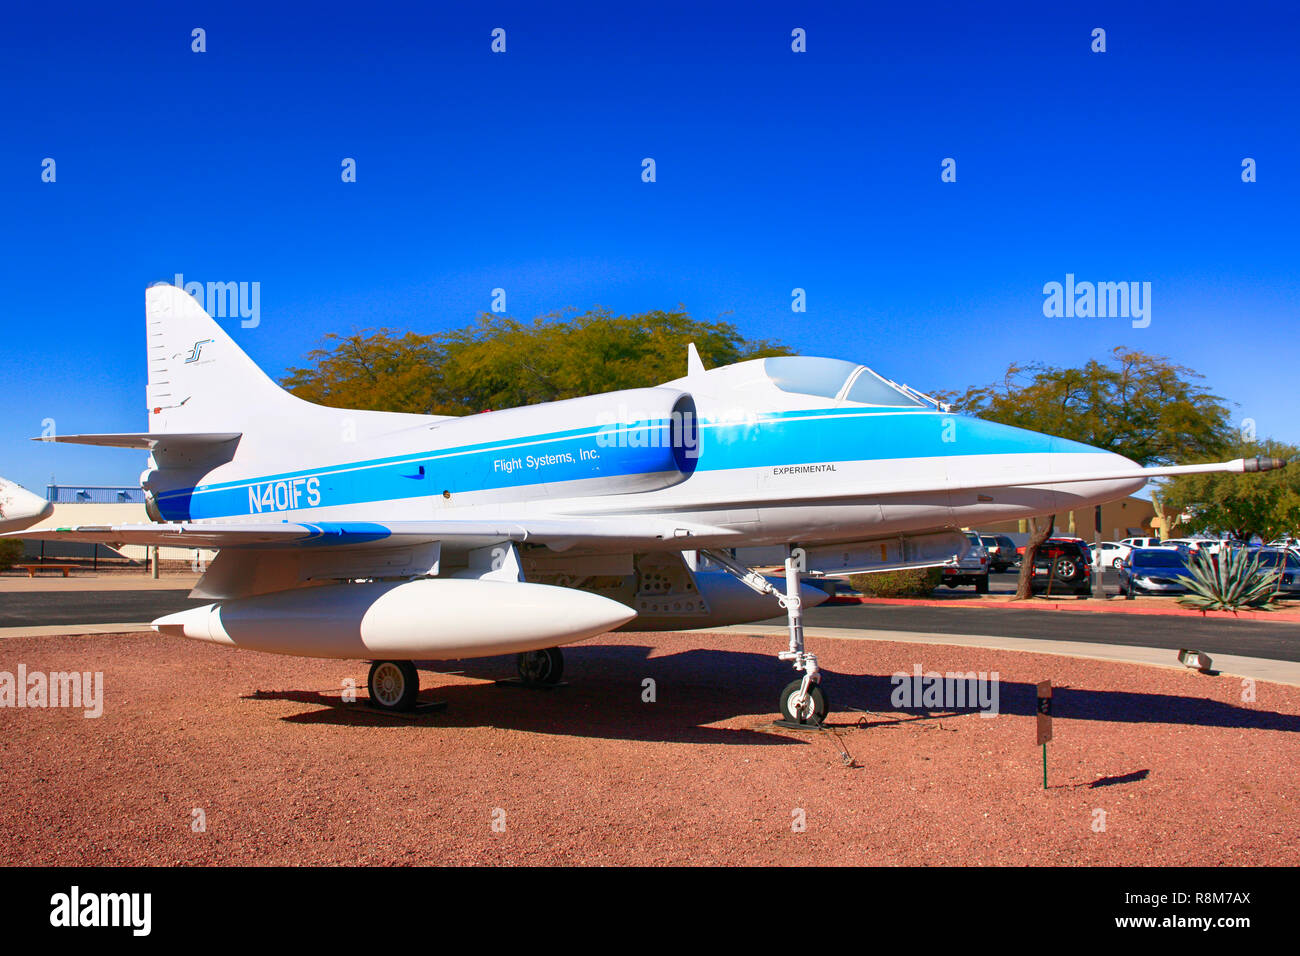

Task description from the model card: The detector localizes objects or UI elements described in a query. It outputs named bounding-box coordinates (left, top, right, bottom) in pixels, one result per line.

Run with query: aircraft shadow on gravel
left=242, top=641, right=1300, bottom=740
left=247, top=644, right=801, bottom=745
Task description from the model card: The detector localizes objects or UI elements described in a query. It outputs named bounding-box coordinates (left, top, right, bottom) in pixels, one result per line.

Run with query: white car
left=1092, top=541, right=1132, bottom=569
left=1161, top=537, right=1208, bottom=552
left=1120, top=536, right=1163, bottom=550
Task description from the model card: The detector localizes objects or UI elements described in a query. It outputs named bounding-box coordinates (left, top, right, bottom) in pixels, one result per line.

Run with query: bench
left=14, top=564, right=78, bottom=578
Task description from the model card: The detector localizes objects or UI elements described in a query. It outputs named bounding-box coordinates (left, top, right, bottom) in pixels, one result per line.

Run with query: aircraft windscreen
left=845, top=368, right=925, bottom=407
left=763, top=356, right=924, bottom=406
left=764, top=357, right=859, bottom=399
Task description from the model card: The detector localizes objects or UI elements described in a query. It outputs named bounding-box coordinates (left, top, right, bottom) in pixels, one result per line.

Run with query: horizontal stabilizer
left=34, top=432, right=242, bottom=450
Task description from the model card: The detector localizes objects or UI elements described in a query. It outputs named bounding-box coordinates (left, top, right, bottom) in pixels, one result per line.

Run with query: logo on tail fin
left=183, top=339, right=214, bottom=364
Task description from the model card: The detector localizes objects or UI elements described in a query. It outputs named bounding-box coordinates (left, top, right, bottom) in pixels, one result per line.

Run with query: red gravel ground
left=0, top=629, right=1296, bottom=866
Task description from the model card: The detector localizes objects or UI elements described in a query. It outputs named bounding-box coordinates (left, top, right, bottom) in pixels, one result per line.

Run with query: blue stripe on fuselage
left=694, top=409, right=1101, bottom=470
left=156, top=408, right=1104, bottom=520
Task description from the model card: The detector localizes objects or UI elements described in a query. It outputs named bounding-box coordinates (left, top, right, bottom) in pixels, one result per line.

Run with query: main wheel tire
left=975, top=576, right=989, bottom=594
left=517, top=647, right=564, bottom=685
left=368, top=660, right=420, bottom=711
left=779, top=679, right=828, bottom=725
left=1112, top=557, right=1124, bottom=570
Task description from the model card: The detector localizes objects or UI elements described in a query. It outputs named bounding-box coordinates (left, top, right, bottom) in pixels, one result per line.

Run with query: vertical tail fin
left=146, top=283, right=293, bottom=434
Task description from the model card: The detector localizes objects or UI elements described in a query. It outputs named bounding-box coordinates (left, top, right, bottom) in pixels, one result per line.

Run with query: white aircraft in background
left=0, top=477, right=53, bottom=533
left=9, top=285, right=1285, bottom=723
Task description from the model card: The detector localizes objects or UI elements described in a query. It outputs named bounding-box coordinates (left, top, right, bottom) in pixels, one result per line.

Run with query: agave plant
left=1177, top=547, right=1283, bottom=613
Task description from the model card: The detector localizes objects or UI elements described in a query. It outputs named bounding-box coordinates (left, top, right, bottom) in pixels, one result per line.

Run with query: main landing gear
left=368, top=660, right=420, bottom=711
left=366, top=649, right=563, bottom=713
left=700, top=548, right=829, bottom=726
left=516, top=647, right=564, bottom=685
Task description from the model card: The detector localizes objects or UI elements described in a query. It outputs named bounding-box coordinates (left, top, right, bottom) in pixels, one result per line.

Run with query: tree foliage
left=940, top=346, right=1235, bottom=466
left=0, top=538, right=23, bottom=571
left=941, top=347, right=1236, bottom=600
left=281, top=307, right=791, bottom=415
left=1162, top=438, right=1300, bottom=543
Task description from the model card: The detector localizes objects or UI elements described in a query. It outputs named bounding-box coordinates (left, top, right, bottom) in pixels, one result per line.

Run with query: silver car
left=1254, top=549, right=1300, bottom=598
left=942, top=531, right=990, bottom=593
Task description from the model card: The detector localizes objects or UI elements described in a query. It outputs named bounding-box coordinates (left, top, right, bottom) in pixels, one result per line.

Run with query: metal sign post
left=1092, top=504, right=1105, bottom=599
left=1036, top=680, right=1052, bottom=789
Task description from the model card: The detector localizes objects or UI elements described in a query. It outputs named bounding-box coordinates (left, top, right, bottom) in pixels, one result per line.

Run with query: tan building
left=981, top=495, right=1158, bottom=541
left=23, top=501, right=216, bottom=566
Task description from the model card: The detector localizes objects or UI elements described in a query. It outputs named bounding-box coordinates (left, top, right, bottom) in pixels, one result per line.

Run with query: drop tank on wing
left=152, top=579, right=637, bottom=659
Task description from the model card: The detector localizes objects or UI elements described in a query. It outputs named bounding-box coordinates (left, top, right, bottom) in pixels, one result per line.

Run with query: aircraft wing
left=2, top=516, right=719, bottom=553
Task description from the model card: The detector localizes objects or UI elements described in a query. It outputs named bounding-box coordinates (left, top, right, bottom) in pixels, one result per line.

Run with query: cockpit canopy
left=762, top=356, right=927, bottom=407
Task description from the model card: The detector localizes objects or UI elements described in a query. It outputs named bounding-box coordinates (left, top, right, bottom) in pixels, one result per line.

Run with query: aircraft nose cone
left=0, top=479, right=55, bottom=532
left=1049, top=439, right=1146, bottom=507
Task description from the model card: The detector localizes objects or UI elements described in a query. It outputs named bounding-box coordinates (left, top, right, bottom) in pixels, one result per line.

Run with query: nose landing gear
left=699, top=548, right=827, bottom=726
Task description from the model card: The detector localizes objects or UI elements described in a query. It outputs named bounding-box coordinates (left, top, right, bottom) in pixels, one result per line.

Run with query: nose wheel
left=779, top=679, right=828, bottom=725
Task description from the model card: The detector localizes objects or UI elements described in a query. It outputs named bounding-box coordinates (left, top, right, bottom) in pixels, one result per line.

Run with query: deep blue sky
left=2, top=1, right=1297, bottom=492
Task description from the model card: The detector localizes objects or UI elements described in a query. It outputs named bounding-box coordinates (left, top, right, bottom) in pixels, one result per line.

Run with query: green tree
left=1161, top=438, right=1300, bottom=543
left=942, top=347, right=1234, bottom=465
left=943, top=347, right=1236, bottom=599
left=281, top=306, right=790, bottom=415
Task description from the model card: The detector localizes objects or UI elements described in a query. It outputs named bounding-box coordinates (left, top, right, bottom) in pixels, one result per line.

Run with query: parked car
left=1119, top=548, right=1194, bottom=598
left=1160, top=537, right=1205, bottom=552
left=1092, top=540, right=1131, bottom=570
left=1029, top=539, right=1093, bottom=596
left=979, top=534, right=1019, bottom=572
left=943, top=531, right=990, bottom=593
left=1198, top=538, right=1245, bottom=556
left=1120, top=536, right=1163, bottom=550
left=1254, top=548, right=1300, bottom=599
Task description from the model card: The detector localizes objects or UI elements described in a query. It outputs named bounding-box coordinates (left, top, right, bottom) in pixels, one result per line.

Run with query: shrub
left=848, top=567, right=943, bottom=598
left=1177, top=547, right=1281, bottom=613
left=0, top=538, right=24, bottom=571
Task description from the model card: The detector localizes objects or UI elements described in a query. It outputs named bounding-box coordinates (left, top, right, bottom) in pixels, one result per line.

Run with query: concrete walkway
left=3, top=619, right=1296, bottom=689
left=0, top=623, right=154, bottom=639
left=716, top=623, right=1300, bottom=688
left=0, top=573, right=200, bottom=592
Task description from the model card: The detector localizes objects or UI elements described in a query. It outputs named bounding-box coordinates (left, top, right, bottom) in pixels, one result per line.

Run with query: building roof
left=46, top=485, right=145, bottom=504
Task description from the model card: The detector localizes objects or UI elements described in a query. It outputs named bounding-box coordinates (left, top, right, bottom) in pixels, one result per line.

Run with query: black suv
left=1029, top=539, right=1092, bottom=597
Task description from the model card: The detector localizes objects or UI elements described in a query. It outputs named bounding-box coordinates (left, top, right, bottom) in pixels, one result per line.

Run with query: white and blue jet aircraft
left=0, top=477, right=53, bottom=533
left=11, top=284, right=1284, bottom=723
